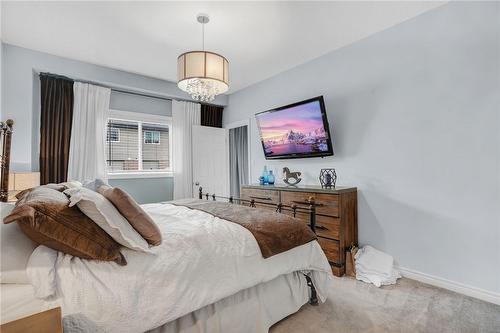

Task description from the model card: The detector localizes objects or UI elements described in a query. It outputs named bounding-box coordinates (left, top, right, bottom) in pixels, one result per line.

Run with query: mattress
left=0, top=283, right=54, bottom=324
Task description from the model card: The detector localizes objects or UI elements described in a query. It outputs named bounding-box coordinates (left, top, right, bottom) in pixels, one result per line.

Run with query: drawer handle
left=291, top=200, right=324, bottom=207
left=316, top=224, right=328, bottom=231
left=249, top=196, right=272, bottom=201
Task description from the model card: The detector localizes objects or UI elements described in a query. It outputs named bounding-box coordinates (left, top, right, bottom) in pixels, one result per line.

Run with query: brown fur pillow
left=98, top=185, right=162, bottom=246
left=4, top=186, right=126, bottom=265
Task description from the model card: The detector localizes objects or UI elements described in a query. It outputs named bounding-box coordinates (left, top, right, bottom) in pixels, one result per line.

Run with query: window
left=144, top=130, right=160, bottom=144
left=106, top=110, right=172, bottom=177
left=107, top=127, right=120, bottom=142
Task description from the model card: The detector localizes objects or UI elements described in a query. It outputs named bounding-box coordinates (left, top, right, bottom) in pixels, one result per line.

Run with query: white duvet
left=28, top=203, right=334, bottom=333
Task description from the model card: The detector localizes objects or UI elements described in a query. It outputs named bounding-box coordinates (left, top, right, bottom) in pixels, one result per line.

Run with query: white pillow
left=82, top=178, right=107, bottom=192
left=26, top=245, right=58, bottom=299
left=1, top=202, right=38, bottom=284
left=64, top=187, right=152, bottom=253
left=60, top=180, right=83, bottom=189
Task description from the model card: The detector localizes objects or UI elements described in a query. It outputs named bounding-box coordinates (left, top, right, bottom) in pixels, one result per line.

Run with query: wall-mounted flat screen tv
left=256, top=96, right=334, bottom=160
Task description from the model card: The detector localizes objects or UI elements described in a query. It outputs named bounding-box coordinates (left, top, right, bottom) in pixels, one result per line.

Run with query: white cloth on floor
left=355, top=245, right=401, bottom=287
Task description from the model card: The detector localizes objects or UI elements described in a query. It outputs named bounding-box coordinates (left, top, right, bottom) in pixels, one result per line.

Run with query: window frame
left=107, top=110, right=173, bottom=179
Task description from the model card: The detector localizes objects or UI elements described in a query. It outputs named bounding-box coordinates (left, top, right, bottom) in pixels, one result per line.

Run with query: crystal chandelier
left=177, top=14, right=229, bottom=102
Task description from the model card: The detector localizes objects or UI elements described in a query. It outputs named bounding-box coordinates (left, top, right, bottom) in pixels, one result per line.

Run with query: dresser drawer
left=240, top=188, right=280, bottom=210
left=315, top=216, right=340, bottom=240
left=317, top=237, right=341, bottom=263
left=281, top=191, right=339, bottom=217
left=283, top=212, right=340, bottom=240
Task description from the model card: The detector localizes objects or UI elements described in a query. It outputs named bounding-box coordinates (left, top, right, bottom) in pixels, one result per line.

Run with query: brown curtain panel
left=201, top=104, right=224, bottom=128
left=39, top=75, right=74, bottom=185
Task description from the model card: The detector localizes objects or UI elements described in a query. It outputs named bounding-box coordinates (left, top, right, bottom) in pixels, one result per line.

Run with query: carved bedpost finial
left=199, top=187, right=203, bottom=199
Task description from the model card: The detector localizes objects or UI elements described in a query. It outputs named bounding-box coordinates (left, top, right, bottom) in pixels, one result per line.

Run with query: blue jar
left=262, top=166, right=269, bottom=185
left=268, top=170, right=275, bottom=185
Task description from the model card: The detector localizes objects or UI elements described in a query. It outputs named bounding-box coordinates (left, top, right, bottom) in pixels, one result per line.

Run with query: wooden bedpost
left=199, top=187, right=203, bottom=199
left=0, top=119, right=14, bottom=202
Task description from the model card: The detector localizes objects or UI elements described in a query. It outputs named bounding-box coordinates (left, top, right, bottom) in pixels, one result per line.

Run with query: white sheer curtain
left=67, top=82, right=111, bottom=182
left=172, top=100, right=201, bottom=199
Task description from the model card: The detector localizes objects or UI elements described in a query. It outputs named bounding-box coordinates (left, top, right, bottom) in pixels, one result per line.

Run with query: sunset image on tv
left=256, top=100, right=330, bottom=157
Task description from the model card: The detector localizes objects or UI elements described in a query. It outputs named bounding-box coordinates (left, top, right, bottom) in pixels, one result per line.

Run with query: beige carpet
left=270, top=277, right=500, bottom=333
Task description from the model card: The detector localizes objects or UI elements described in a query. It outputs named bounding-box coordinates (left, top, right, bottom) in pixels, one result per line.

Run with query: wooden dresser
left=241, top=184, right=357, bottom=277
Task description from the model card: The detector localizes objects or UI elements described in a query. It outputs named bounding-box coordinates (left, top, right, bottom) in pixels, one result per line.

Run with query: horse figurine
left=282, top=167, right=302, bottom=186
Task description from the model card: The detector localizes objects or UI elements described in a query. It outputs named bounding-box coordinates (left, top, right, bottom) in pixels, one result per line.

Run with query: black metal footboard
left=198, top=187, right=321, bottom=233
left=198, top=187, right=322, bottom=306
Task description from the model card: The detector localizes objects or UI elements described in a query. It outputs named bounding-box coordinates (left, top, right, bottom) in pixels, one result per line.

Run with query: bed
left=2, top=201, right=333, bottom=332
left=0, top=119, right=334, bottom=333
left=1, top=272, right=316, bottom=333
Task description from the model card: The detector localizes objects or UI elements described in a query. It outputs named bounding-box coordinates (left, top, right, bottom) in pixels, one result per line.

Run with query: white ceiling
left=1, top=1, right=445, bottom=93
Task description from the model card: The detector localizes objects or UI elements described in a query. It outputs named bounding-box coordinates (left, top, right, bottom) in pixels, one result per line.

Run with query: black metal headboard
left=0, top=119, right=14, bottom=202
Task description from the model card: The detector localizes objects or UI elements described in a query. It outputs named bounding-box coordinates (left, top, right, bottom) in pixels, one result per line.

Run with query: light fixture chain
left=202, top=21, right=205, bottom=51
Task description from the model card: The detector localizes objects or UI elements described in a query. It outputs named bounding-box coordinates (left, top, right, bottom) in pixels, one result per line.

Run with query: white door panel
left=192, top=125, right=228, bottom=198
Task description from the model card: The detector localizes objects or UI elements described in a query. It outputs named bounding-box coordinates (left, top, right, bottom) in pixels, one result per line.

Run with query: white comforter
left=28, top=203, right=334, bottom=333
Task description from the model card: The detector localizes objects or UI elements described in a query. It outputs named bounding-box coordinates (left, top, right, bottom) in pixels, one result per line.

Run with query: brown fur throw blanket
left=170, top=199, right=317, bottom=258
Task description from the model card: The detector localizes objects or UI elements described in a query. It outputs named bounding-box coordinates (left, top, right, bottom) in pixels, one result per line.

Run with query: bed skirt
left=146, top=271, right=310, bottom=333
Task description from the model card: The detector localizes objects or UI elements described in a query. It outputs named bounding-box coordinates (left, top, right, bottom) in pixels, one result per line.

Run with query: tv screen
left=256, top=96, right=334, bottom=160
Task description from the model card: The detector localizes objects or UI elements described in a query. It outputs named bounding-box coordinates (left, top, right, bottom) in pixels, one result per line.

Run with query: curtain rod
left=37, top=71, right=226, bottom=106
left=39, top=72, right=173, bottom=102
left=112, top=88, right=172, bottom=102
left=37, top=72, right=226, bottom=106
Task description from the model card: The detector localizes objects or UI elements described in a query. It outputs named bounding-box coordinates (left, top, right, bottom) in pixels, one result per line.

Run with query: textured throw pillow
left=98, top=185, right=161, bottom=246
left=3, top=187, right=126, bottom=266
left=14, top=183, right=67, bottom=202
left=64, top=187, right=152, bottom=252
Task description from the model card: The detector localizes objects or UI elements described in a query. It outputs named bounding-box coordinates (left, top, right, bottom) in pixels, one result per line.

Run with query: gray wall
left=109, top=177, right=173, bottom=204
left=110, top=91, right=172, bottom=116
left=224, top=2, right=500, bottom=294
left=1, top=44, right=215, bottom=203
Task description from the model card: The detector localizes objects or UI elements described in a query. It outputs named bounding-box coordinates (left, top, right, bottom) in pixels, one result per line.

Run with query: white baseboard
left=396, top=266, right=500, bottom=305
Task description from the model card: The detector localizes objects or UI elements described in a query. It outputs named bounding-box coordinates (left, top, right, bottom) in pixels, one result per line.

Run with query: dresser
left=241, top=184, right=357, bottom=277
